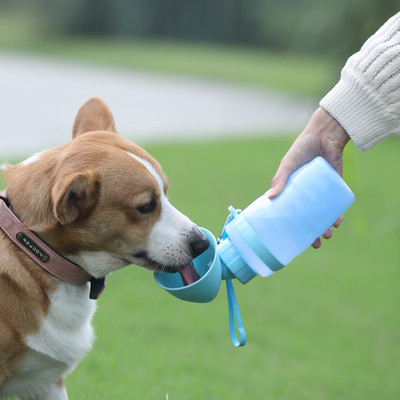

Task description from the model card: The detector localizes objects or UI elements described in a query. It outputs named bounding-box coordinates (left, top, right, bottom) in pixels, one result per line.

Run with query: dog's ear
left=53, top=170, right=100, bottom=225
left=72, top=97, right=116, bottom=138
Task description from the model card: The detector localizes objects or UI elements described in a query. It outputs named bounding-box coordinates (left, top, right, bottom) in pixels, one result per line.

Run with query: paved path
left=0, top=51, right=316, bottom=158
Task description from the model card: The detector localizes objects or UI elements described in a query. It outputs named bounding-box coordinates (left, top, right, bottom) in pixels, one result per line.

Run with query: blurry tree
left=256, top=0, right=399, bottom=59
left=11, top=0, right=400, bottom=60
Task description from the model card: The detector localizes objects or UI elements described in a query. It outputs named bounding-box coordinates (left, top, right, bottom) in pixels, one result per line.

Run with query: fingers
left=333, top=215, right=343, bottom=228
left=312, top=221, right=342, bottom=249
left=312, top=237, right=321, bottom=249
left=311, top=228, right=335, bottom=248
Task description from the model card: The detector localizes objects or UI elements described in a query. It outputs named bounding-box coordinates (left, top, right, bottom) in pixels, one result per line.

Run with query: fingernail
left=267, top=187, right=275, bottom=198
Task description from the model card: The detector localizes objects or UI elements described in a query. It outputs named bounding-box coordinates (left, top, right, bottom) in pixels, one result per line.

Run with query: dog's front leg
left=28, top=380, right=68, bottom=400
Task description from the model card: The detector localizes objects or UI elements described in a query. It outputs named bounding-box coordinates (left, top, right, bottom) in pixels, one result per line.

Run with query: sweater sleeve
left=320, top=12, right=400, bottom=151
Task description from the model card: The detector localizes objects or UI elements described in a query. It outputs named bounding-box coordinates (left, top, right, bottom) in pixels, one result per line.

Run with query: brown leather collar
left=0, top=190, right=105, bottom=299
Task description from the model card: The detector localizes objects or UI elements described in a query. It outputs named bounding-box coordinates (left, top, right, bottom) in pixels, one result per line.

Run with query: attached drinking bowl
left=154, top=228, right=223, bottom=303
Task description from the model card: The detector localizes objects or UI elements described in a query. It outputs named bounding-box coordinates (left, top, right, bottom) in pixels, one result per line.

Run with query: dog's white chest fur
left=26, top=282, right=97, bottom=366
left=0, top=283, right=96, bottom=398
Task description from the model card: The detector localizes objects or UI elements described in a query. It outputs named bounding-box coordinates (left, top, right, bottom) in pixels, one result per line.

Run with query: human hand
left=268, top=107, right=350, bottom=248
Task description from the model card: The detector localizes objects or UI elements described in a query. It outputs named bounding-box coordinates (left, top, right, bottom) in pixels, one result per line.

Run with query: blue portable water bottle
left=154, top=157, right=355, bottom=346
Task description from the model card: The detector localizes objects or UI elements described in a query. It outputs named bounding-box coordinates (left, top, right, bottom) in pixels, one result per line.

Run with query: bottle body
left=240, top=157, right=355, bottom=269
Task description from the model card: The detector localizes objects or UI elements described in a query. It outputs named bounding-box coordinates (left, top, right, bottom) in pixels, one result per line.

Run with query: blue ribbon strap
left=226, top=279, right=246, bottom=347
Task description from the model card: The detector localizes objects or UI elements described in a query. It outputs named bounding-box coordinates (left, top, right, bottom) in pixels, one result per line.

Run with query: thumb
left=268, top=161, right=296, bottom=199
left=268, top=175, right=287, bottom=199
left=268, top=154, right=310, bottom=199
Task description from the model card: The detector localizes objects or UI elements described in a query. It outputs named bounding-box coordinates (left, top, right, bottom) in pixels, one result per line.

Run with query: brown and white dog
left=0, top=97, right=209, bottom=399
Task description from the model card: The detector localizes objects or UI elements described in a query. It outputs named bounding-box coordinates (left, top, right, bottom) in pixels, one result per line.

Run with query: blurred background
left=0, top=0, right=398, bottom=158
left=2, top=0, right=398, bottom=58
left=0, top=1, right=399, bottom=399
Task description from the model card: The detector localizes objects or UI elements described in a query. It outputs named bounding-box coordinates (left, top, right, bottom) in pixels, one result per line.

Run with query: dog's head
left=3, top=97, right=209, bottom=278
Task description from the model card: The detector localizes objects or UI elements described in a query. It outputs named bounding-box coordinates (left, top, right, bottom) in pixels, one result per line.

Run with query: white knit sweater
left=320, top=12, right=400, bottom=151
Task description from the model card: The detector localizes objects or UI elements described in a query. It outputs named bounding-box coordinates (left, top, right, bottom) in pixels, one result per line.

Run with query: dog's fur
left=0, top=97, right=208, bottom=399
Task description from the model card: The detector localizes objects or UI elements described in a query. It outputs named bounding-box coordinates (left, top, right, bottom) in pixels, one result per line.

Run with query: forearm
left=320, top=12, right=400, bottom=151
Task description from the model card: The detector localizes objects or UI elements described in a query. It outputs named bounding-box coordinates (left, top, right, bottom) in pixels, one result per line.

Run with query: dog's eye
left=137, top=199, right=157, bottom=214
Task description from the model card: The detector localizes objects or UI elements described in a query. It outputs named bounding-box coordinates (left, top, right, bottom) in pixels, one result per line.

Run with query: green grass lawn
left=2, top=136, right=399, bottom=399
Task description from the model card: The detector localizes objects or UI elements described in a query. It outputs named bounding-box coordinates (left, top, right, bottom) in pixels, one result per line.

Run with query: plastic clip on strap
left=226, top=279, right=246, bottom=347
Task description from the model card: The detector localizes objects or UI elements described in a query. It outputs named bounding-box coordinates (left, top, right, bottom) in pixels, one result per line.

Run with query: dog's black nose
left=189, top=227, right=210, bottom=258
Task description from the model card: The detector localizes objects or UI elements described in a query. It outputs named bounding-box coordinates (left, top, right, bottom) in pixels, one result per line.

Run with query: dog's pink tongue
left=179, top=263, right=201, bottom=286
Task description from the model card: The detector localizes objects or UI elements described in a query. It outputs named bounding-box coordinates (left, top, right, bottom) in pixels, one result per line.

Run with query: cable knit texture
left=320, top=12, right=400, bottom=151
